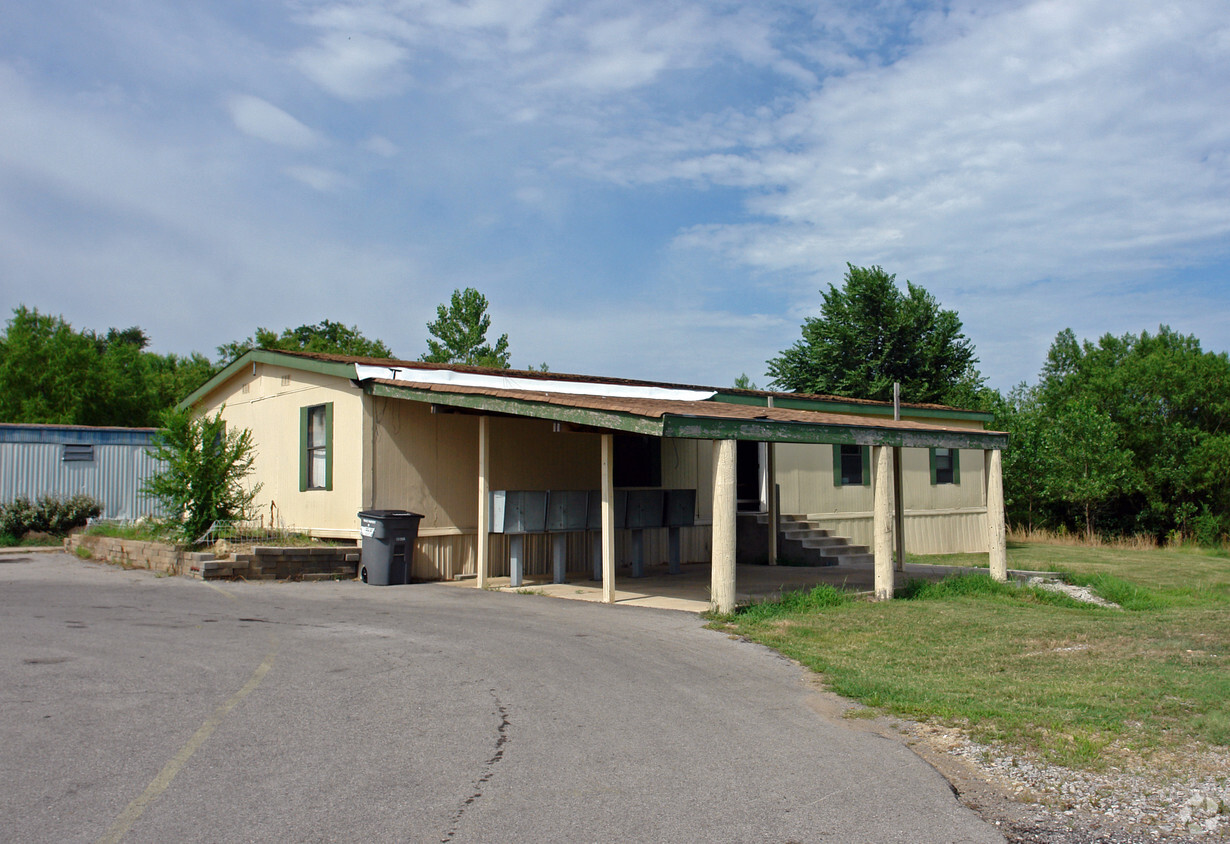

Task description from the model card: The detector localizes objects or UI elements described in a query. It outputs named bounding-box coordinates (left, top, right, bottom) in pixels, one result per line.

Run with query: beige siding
left=199, top=364, right=366, bottom=538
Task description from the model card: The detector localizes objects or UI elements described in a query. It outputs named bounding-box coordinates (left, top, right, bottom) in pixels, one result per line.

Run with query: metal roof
left=366, top=380, right=1007, bottom=450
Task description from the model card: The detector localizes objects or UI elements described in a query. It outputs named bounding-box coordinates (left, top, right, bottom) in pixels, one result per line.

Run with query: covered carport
left=364, top=378, right=1009, bottom=612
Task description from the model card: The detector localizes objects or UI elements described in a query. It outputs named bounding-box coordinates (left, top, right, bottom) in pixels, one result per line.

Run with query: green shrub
left=0, top=495, right=102, bottom=537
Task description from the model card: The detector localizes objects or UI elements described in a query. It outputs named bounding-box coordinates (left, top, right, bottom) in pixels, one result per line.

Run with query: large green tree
left=420, top=288, right=510, bottom=368
left=999, top=325, right=1230, bottom=542
left=766, top=264, right=983, bottom=405
left=0, top=307, right=217, bottom=427
left=217, top=320, right=393, bottom=363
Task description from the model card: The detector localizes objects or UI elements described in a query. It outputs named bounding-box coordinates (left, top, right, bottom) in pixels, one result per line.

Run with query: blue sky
left=2, top=0, right=1228, bottom=393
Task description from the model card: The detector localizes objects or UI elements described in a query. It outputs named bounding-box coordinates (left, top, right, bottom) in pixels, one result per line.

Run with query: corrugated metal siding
left=411, top=526, right=712, bottom=581
left=799, top=509, right=988, bottom=555
left=0, top=442, right=163, bottom=520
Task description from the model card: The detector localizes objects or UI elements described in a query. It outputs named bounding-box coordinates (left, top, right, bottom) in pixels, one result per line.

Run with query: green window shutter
left=831, top=444, right=842, bottom=487
left=951, top=449, right=961, bottom=485
left=324, top=402, right=334, bottom=491
left=929, top=448, right=938, bottom=486
left=299, top=406, right=310, bottom=492
left=860, top=446, right=870, bottom=487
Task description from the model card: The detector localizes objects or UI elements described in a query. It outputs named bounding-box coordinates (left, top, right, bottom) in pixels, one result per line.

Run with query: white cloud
left=285, top=165, right=351, bottom=192
left=648, top=0, right=1230, bottom=297
left=363, top=135, right=399, bottom=157
left=294, top=31, right=410, bottom=100
left=227, top=94, right=320, bottom=147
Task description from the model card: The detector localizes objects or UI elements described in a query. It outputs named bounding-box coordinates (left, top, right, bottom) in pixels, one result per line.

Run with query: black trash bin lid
left=358, top=510, right=423, bottom=519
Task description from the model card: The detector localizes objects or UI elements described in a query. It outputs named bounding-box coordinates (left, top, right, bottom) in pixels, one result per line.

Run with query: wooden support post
left=712, top=439, right=737, bottom=614
left=476, top=416, right=490, bottom=589
left=601, top=434, right=616, bottom=604
left=987, top=448, right=1008, bottom=582
left=873, top=445, right=894, bottom=601
left=509, top=534, right=524, bottom=588
left=891, top=384, right=905, bottom=573
left=893, top=447, right=906, bottom=573
left=552, top=533, right=567, bottom=584
left=766, top=396, right=778, bottom=566
left=767, top=444, right=778, bottom=566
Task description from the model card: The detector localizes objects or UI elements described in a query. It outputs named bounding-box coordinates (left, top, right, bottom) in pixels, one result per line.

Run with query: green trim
left=861, top=446, right=871, bottom=487
left=299, top=406, right=309, bottom=492
left=952, top=448, right=961, bottom=485
left=179, top=349, right=357, bottom=409
left=662, top=416, right=1006, bottom=449
left=832, top=444, right=842, bottom=487
left=366, top=381, right=665, bottom=437
left=324, top=401, right=334, bottom=491
left=709, top=391, right=993, bottom=423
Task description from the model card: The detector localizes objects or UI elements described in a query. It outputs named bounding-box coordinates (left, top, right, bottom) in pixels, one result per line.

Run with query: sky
left=2, top=0, right=1228, bottom=393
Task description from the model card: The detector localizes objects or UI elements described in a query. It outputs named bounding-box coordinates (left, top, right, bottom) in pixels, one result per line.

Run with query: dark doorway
left=736, top=440, right=761, bottom=511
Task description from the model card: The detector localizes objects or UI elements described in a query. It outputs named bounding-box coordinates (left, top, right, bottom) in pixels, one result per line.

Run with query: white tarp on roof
left=353, top=365, right=716, bottom=402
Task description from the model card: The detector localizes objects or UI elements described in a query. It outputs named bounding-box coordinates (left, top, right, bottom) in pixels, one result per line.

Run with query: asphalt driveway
left=1, top=553, right=1003, bottom=843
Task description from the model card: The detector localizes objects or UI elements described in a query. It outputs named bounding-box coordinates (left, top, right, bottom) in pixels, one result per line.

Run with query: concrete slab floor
left=446, top=560, right=1012, bottom=614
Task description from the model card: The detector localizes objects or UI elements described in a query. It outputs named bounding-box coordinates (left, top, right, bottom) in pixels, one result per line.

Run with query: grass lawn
left=717, top=541, right=1230, bottom=772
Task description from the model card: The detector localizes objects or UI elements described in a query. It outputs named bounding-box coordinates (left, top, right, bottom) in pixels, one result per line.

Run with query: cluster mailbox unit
left=489, top=488, right=697, bottom=586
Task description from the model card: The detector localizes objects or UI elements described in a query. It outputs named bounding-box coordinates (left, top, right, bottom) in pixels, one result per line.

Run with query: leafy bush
left=0, top=494, right=102, bottom=537
left=142, top=407, right=261, bottom=543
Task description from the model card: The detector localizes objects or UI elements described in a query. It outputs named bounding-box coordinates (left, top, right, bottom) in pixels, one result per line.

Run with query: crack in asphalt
left=440, top=690, right=511, bottom=844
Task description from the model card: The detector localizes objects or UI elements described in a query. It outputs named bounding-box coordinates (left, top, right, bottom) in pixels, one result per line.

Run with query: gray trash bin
left=357, top=510, right=423, bottom=585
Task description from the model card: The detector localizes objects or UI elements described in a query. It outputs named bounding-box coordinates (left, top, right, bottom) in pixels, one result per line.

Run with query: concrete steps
left=759, top=513, right=875, bottom=566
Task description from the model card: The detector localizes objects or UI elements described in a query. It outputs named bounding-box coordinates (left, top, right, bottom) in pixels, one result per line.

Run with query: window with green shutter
left=300, top=403, right=333, bottom=491
left=929, top=447, right=960, bottom=485
left=832, top=444, right=870, bottom=486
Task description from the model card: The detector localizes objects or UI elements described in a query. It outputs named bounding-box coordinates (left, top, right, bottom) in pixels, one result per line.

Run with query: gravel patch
left=1027, top=576, right=1122, bottom=608
left=908, top=723, right=1229, bottom=842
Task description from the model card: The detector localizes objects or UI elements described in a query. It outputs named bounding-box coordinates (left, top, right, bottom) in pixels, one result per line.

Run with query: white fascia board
left=354, top=364, right=716, bottom=402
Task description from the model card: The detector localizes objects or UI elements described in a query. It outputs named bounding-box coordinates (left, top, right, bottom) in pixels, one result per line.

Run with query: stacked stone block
left=65, top=535, right=359, bottom=581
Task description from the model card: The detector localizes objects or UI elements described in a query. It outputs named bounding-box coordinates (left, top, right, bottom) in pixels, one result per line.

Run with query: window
left=62, top=444, right=94, bottom=462
left=299, top=403, right=333, bottom=491
left=930, top=448, right=961, bottom=485
left=832, top=444, right=870, bottom=487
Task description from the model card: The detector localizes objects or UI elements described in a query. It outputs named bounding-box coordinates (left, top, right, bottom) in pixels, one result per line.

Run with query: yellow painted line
left=200, top=580, right=239, bottom=601
left=96, top=642, right=278, bottom=844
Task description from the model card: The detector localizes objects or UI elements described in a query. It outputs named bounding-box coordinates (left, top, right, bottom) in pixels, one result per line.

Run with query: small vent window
left=241, top=382, right=251, bottom=394
left=281, top=374, right=292, bottom=387
left=63, top=444, right=94, bottom=462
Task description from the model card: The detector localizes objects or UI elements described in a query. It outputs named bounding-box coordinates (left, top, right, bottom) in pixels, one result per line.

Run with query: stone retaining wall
left=65, top=534, right=359, bottom=581
left=203, top=546, right=359, bottom=581
left=65, top=534, right=213, bottom=576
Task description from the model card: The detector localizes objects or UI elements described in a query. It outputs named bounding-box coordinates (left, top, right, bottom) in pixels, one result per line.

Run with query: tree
left=0, top=306, right=222, bottom=427
left=733, top=373, right=759, bottom=390
left=1032, top=325, right=1230, bottom=540
left=991, top=384, right=1053, bottom=531
left=766, top=264, right=983, bottom=405
left=421, top=288, right=510, bottom=368
left=1043, top=396, right=1136, bottom=540
left=218, top=320, right=393, bottom=363
left=142, top=408, right=261, bottom=543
